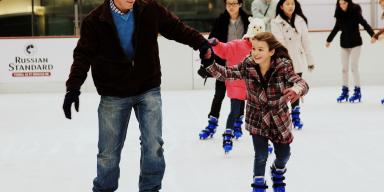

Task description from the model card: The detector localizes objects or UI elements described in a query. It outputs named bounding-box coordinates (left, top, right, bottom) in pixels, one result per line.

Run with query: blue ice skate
left=222, top=128, right=234, bottom=153
left=251, top=177, right=268, bottom=192
left=199, top=116, right=218, bottom=140
left=291, top=106, right=303, bottom=129
left=233, top=115, right=244, bottom=139
left=337, top=86, right=349, bottom=103
left=382, top=98, right=384, bottom=105
left=349, top=86, right=361, bottom=103
left=271, top=165, right=287, bottom=192
left=268, top=143, right=273, bottom=155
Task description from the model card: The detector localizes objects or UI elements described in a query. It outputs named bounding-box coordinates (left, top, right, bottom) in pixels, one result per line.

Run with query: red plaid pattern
left=207, top=56, right=309, bottom=143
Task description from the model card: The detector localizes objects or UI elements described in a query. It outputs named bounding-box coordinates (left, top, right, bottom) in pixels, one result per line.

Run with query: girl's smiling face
left=251, top=40, right=275, bottom=65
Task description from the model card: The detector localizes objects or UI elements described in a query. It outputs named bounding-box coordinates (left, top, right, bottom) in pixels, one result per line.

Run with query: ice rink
left=1, top=86, right=384, bottom=192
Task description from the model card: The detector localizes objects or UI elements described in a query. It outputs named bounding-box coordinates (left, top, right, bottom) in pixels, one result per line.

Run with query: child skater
left=208, top=17, right=274, bottom=154
left=325, top=0, right=377, bottom=103
left=201, top=32, right=309, bottom=192
left=198, top=0, right=250, bottom=154
left=271, top=0, right=315, bottom=129
left=373, top=0, right=384, bottom=104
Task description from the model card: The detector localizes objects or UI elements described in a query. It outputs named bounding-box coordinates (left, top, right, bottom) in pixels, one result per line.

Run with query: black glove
left=201, top=54, right=215, bottom=68
left=63, top=90, right=80, bottom=119
left=197, top=65, right=212, bottom=79
left=199, top=41, right=213, bottom=60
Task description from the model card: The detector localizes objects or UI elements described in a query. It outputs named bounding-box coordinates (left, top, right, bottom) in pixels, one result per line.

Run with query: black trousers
left=208, top=80, right=226, bottom=118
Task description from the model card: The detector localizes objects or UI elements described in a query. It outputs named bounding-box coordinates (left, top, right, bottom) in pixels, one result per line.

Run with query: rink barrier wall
left=0, top=31, right=384, bottom=93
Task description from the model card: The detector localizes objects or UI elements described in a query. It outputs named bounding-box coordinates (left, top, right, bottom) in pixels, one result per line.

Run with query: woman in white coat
left=271, top=0, right=315, bottom=129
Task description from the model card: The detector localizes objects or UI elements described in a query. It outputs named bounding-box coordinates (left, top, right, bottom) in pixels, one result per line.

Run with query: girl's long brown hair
left=251, top=32, right=292, bottom=61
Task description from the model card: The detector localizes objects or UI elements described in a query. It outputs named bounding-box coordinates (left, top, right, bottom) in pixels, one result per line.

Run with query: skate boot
left=271, top=165, right=286, bottom=192
left=291, top=106, right=303, bottom=129
left=382, top=98, right=384, bottom=105
left=222, top=128, right=234, bottom=153
left=268, top=143, right=273, bottom=155
left=251, top=177, right=268, bottom=192
left=337, top=86, right=349, bottom=103
left=233, top=115, right=244, bottom=139
left=349, top=86, right=361, bottom=103
left=199, top=116, right=218, bottom=140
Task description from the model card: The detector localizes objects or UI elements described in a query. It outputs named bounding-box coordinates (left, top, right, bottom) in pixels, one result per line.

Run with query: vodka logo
left=24, top=43, right=37, bottom=56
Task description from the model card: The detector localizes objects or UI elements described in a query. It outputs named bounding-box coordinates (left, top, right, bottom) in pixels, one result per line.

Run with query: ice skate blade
left=199, top=133, right=214, bottom=140
left=349, top=99, right=361, bottom=103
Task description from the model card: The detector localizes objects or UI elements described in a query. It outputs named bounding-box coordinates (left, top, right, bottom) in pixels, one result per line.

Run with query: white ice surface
left=1, top=86, right=384, bottom=192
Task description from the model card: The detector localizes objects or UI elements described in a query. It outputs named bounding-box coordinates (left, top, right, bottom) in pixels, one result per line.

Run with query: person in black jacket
left=326, top=0, right=377, bottom=103
left=198, top=0, right=250, bottom=150
left=62, top=0, right=212, bottom=191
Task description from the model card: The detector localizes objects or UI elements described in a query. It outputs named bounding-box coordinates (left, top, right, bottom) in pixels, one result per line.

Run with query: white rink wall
left=1, top=31, right=384, bottom=93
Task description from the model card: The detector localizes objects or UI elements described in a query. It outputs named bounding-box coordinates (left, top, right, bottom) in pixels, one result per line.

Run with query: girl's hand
left=283, top=88, right=300, bottom=103
left=208, top=38, right=219, bottom=46
left=325, top=42, right=330, bottom=48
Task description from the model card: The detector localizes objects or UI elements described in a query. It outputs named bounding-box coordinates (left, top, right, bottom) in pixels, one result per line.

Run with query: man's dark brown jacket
left=66, top=0, right=207, bottom=96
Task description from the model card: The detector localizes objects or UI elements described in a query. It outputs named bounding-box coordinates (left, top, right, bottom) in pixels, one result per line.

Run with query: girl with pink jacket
left=211, top=39, right=251, bottom=100
left=198, top=0, right=250, bottom=154
left=212, top=38, right=251, bottom=153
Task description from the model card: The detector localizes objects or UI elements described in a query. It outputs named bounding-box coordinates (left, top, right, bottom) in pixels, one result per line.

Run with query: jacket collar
left=275, top=15, right=287, bottom=25
left=109, top=0, right=125, bottom=15
left=276, top=14, right=305, bottom=26
left=273, top=57, right=290, bottom=71
left=99, top=0, right=149, bottom=23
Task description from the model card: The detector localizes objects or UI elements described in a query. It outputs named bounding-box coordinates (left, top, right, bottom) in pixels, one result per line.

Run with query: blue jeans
left=252, top=135, right=290, bottom=177
left=92, top=87, right=165, bottom=192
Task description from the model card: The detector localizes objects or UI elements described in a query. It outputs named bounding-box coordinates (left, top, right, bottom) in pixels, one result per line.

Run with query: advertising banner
left=0, top=38, right=78, bottom=82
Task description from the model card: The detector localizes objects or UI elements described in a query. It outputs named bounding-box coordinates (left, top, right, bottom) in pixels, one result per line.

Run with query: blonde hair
left=251, top=32, right=291, bottom=60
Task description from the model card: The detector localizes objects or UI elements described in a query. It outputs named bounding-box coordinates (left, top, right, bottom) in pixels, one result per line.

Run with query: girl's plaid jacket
left=207, top=56, right=309, bottom=144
